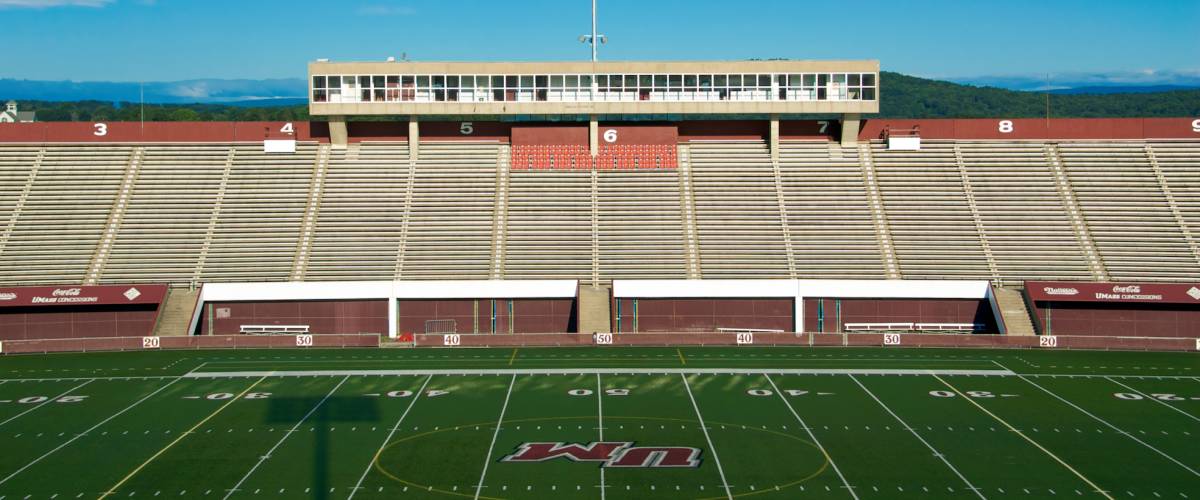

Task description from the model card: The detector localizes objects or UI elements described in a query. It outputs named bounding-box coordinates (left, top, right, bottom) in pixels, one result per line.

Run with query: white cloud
left=356, top=4, right=416, bottom=16
left=0, top=0, right=114, bottom=8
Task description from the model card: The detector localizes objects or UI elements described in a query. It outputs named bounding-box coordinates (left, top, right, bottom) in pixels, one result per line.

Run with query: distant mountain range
left=2, top=73, right=1198, bottom=108
left=0, top=78, right=307, bottom=105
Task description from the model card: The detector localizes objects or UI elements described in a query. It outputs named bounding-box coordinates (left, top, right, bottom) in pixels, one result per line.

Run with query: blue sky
left=1, top=0, right=1197, bottom=84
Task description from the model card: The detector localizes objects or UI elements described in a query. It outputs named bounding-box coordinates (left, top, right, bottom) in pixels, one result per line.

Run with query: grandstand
left=0, top=58, right=1198, bottom=345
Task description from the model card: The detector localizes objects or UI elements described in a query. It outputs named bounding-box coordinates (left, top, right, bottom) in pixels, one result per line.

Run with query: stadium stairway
left=577, top=284, right=612, bottom=334
left=151, top=287, right=200, bottom=336
left=994, top=287, right=1035, bottom=336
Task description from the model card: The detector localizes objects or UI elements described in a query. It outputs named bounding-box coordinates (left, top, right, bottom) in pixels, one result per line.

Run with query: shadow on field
left=268, top=397, right=380, bottom=500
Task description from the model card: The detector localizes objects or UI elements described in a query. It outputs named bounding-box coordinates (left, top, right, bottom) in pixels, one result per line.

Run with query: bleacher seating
left=778, top=142, right=886, bottom=278
left=0, top=137, right=1198, bottom=286
left=688, top=142, right=790, bottom=278
left=306, top=143, right=410, bottom=280
left=394, top=142, right=497, bottom=280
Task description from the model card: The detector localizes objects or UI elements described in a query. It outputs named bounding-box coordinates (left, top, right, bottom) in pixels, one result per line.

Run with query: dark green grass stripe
left=0, top=377, right=182, bottom=488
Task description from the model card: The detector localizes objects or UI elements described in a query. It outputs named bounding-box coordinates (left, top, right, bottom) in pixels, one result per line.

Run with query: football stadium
left=0, top=2, right=1199, bottom=498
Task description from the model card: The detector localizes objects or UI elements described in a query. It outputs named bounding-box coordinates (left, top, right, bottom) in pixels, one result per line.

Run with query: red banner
left=0, top=284, right=167, bottom=308
left=1025, top=281, right=1200, bottom=305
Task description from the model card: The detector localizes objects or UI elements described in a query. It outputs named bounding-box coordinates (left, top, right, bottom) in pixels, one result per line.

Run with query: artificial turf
left=0, top=346, right=1195, bottom=499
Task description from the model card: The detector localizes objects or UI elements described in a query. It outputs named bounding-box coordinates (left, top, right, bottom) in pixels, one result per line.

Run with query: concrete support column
left=840, top=113, right=861, bottom=147
left=408, top=117, right=420, bottom=161
left=589, top=115, right=599, bottom=157
left=329, top=116, right=348, bottom=149
left=769, top=114, right=780, bottom=163
left=387, top=296, right=398, bottom=339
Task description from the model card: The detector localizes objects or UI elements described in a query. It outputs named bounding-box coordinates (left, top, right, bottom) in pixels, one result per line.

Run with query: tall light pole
left=579, top=0, right=606, bottom=62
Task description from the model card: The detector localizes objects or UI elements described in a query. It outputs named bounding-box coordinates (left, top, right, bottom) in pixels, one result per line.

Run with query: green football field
left=0, top=346, right=1196, bottom=499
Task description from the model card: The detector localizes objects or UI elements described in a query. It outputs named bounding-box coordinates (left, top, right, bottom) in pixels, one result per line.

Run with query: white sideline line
left=0, top=376, right=183, bottom=486
left=1009, top=370, right=1200, bottom=478
left=347, top=375, right=432, bottom=500
left=223, top=375, right=350, bottom=500
left=596, top=373, right=606, bottom=500
left=474, top=374, right=516, bottom=500
left=848, top=374, right=985, bottom=499
left=182, top=368, right=1014, bottom=378
left=930, top=373, right=1112, bottom=500
left=765, top=374, right=858, bottom=499
left=680, top=373, right=733, bottom=500
left=1104, top=377, right=1200, bottom=424
left=0, top=379, right=93, bottom=429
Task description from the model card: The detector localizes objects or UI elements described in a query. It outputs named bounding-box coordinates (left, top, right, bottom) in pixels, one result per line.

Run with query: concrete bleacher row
left=0, top=139, right=1197, bottom=286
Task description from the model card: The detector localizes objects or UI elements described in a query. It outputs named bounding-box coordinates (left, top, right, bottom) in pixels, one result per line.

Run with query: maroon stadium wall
left=397, top=298, right=575, bottom=334
left=613, top=298, right=793, bottom=333
left=0, top=334, right=379, bottom=354
left=195, top=299, right=388, bottom=335
left=410, top=332, right=1196, bottom=351
left=0, top=285, right=167, bottom=340
left=802, top=298, right=999, bottom=333
left=859, top=118, right=1200, bottom=141
left=1024, top=281, right=1200, bottom=338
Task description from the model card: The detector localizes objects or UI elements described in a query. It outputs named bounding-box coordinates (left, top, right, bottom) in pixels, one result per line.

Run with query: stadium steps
left=0, top=147, right=43, bottom=263
left=1044, top=144, right=1110, bottom=281
left=489, top=144, right=511, bottom=279
left=1152, top=142, right=1200, bottom=264
left=857, top=143, right=901, bottom=279
left=191, top=147, right=236, bottom=285
left=590, top=168, right=601, bottom=284
left=994, top=287, right=1035, bottom=336
left=151, top=287, right=200, bottom=336
left=954, top=145, right=1000, bottom=282
left=769, top=155, right=797, bottom=277
left=957, top=142, right=1093, bottom=286
left=103, top=145, right=228, bottom=285
left=578, top=284, right=613, bottom=334
left=1144, top=144, right=1200, bottom=269
left=85, top=147, right=144, bottom=285
left=307, top=142, right=409, bottom=280
left=290, top=143, right=330, bottom=280
left=391, top=153, right=418, bottom=279
left=689, top=142, right=789, bottom=278
left=1060, top=142, right=1199, bottom=281
left=675, top=144, right=701, bottom=279
left=777, top=142, right=885, bottom=279
left=394, top=142, right=497, bottom=280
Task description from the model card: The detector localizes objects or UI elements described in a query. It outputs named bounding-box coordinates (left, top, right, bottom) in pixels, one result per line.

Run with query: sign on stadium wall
left=0, top=284, right=167, bottom=308
left=1025, top=281, right=1200, bottom=305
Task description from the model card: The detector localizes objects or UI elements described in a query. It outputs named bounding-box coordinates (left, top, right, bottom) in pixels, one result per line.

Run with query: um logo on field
left=500, top=442, right=702, bottom=468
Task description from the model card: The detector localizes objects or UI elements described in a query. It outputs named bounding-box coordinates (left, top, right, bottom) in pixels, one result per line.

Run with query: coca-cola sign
left=1025, top=281, right=1200, bottom=304
left=0, top=285, right=167, bottom=308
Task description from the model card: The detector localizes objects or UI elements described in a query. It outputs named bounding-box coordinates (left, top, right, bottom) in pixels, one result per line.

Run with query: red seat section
left=511, top=144, right=677, bottom=171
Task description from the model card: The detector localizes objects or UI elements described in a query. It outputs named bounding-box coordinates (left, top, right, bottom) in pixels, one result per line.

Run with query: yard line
left=1104, top=377, right=1200, bottom=424
left=183, top=368, right=1013, bottom=378
left=0, top=377, right=184, bottom=487
left=508, top=348, right=518, bottom=366
left=473, top=374, right=516, bottom=500
left=765, top=374, right=857, bottom=500
left=930, top=374, right=1113, bottom=500
left=596, top=373, right=606, bottom=500
left=222, top=375, right=351, bottom=500
left=347, top=375, right=432, bottom=500
left=680, top=374, right=733, bottom=500
left=847, top=374, right=986, bottom=500
left=0, top=379, right=93, bottom=429
left=1004, top=370, right=1200, bottom=478
left=100, top=376, right=268, bottom=499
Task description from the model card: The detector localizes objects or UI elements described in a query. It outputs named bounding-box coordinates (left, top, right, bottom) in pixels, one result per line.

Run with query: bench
left=844, top=322, right=914, bottom=332
left=717, top=328, right=786, bottom=334
left=844, top=322, right=983, bottom=334
left=239, top=325, right=310, bottom=335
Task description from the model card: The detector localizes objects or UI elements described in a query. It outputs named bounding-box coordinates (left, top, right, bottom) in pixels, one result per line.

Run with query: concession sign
left=1024, top=281, right=1200, bottom=305
left=0, top=285, right=167, bottom=308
